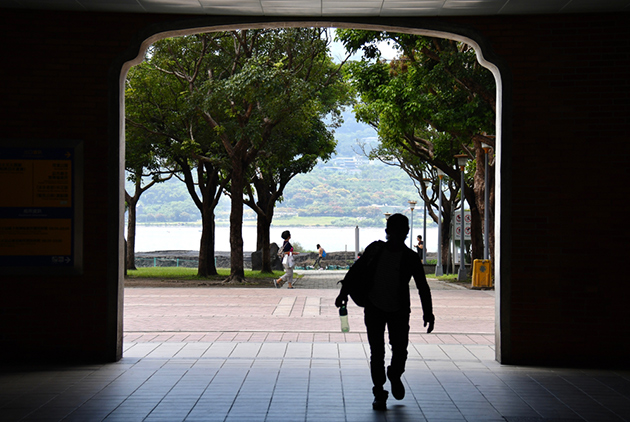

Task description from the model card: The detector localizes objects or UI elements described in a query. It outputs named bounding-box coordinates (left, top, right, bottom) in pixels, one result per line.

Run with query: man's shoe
left=387, top=366, right=405, bottom=400
left=372, top=389, right=388, bottom=411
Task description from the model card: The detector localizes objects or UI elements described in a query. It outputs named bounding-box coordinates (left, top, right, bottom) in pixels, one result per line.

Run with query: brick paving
left=124, top=270, right=495, bottom=345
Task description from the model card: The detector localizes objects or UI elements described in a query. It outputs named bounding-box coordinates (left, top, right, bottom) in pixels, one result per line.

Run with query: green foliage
left=126, top=156, right=424, bottom=225
left=289, top=241, right=305, bottom=253
left=126, top=29, right=354, bottom=278
left=335, top=30, right=496, bottom=261
left=274, top=159, right=424, bottom=225
left=337, top=29, right=495, bottom=168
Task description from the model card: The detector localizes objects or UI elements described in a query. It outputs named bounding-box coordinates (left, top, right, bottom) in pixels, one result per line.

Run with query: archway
left=112, top=17, right=510, bottom=362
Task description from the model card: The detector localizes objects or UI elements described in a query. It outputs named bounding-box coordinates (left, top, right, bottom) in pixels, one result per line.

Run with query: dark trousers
left=364, top=305, right=410, bottom=390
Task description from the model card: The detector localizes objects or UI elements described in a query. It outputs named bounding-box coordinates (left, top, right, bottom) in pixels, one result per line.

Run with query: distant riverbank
left=135, top=216, right=438, bottom=229
left=135, top=250, right=438, bottom=270
left=132, top=225, right=439, bottom=254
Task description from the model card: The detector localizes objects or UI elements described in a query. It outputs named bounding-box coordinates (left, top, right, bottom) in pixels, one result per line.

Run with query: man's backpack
left=337, top=241, right=384, bottom=307
left=322, top=249, right=327, bottom=258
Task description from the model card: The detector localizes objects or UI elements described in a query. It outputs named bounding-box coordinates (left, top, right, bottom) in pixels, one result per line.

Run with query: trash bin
left=472, top=259, right=492, bottom=288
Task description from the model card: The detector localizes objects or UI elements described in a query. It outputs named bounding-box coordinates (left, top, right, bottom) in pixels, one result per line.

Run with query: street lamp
left=384, top=212, right=391, bottom=220
left=455, top=154, right=469, bottom=281
left=482, top=142, right=491, bottom=261
left=435, top=169, right=445, bottom=276
left=408, top=200, right=417, bottom=249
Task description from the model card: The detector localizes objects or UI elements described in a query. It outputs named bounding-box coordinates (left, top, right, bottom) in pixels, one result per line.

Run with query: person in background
left=276, top=230, right=299, bottom=289
left=416, top=234, right=424, bottom=263
left=314, top=244, right=325, bottom=270
left=335, top=213, right=434, bottom=411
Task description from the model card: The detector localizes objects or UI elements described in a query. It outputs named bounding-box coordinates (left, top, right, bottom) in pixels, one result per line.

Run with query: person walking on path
left=314, top=244, right=325, bottom=270
left=415, top=234, right=424, bottom=263
left=276, top=230, right=299, bottom=289
left=335, top=213, right=435, bottom=411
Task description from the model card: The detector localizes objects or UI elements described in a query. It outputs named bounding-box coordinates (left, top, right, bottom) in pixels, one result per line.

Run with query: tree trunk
left=463, top=182, right=484, bottom=262
left=177, top=159, right=222, bottom=279
left=228, top=162, right=245, bottom=283
left=126, top=197, right=138, bottom=270
left=256, top=211, right=273, bottom=273
left=198, top=206, right=217, bottom=277
left=469, top=198, right=484, bottom=261
left=250, top=181, right=275, bottom=274
left=472, top=142, right=495, bottom=264
left=440, top=204, right=452, bottom=272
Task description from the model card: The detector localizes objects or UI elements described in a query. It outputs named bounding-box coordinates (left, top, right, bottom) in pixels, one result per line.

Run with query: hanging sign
left=454, top=211, right=472, bottom=240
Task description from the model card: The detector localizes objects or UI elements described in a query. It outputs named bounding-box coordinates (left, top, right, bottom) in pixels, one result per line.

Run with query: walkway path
left=123, top=270, right=495, bottom=346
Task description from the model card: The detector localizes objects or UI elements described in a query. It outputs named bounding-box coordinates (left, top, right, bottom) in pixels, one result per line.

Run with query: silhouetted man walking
left=335, top=213, right=435, bottom=410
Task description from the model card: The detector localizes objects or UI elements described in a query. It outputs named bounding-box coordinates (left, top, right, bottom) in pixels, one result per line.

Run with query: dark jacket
left=342, top=240, right=434, bottom=323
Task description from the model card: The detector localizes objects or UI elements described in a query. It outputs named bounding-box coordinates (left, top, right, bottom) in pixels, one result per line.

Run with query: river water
left=133, top=224, right=439, bottom=253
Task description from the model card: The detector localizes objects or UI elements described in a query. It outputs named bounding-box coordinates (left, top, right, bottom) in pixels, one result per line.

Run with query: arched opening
left=113, top=18, right=510, bottom=362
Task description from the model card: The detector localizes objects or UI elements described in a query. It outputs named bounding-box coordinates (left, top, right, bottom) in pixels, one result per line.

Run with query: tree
left=337, top=29, right=496, bottom=262
left=362, top=140, right=459, bottom=266
left=124, top=123, right=174, bottom=271
left=125, top=54, right=228, bottom=277
left=244, top=117, right=336, bottom=273
left=127, top=29, right=350, bottom=282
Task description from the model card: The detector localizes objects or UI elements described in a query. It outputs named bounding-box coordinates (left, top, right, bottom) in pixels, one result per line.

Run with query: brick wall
left=456, top=14, right=630, bottom=365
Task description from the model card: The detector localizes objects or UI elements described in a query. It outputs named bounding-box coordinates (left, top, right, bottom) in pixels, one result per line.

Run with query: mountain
left=126, top=109, right=424, bottom=226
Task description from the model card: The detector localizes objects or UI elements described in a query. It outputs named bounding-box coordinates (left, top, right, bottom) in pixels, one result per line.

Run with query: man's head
left=386, top=213, right=409, bottom=242
left=316, top=244, right=321, bottom=249
left=281, top=230, right=291, bottom=240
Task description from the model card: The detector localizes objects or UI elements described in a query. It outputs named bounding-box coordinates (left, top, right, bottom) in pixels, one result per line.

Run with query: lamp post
left=435, top=169, right=445, bottom=276
left=482, top=142, right=491, bottom=261
left=408, top=200, right=417, bottom=249
left=455, top=155, right=469, bottom=281
left=384, top=212, right=391, bottom=220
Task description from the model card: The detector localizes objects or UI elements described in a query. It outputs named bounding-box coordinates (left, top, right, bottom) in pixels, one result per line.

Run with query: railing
left=134, top=257, right=215, bottom=268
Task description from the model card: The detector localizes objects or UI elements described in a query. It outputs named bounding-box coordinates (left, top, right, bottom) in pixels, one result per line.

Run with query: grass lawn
left=125, top=267, right=474, bottom=289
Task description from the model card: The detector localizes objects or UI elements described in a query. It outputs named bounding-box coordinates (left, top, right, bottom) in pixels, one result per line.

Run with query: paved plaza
left=123, top=270, right=495, bottom=345
left=2, top=270, right=629, bottom=421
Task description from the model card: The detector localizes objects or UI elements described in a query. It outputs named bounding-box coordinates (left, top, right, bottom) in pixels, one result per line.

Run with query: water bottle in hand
left=339, top=305, right=350, bottom=333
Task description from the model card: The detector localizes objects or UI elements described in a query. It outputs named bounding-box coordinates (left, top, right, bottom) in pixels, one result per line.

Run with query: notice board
left=0, top=140, right=83, bottom=275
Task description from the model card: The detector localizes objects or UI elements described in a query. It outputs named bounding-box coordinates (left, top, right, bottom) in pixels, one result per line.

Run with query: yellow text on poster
left=0, top=219, right=72, bottom=256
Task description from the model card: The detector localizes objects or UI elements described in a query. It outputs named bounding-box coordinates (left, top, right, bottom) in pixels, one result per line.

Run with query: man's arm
left=410, top=252, right=434, bottom=333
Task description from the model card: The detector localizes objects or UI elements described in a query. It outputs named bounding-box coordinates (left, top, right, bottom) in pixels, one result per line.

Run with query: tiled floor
left=2, top=342, right=630, bottom=421
left=1, top=274, right=629, bottom=421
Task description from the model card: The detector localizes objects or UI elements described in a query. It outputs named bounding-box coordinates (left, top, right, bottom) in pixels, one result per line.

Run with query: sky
left=327, top=30, right=399, bottom=63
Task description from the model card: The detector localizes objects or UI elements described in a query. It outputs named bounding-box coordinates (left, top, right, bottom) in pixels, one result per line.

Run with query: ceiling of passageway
left=1, top=0, right=628, bottom=16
